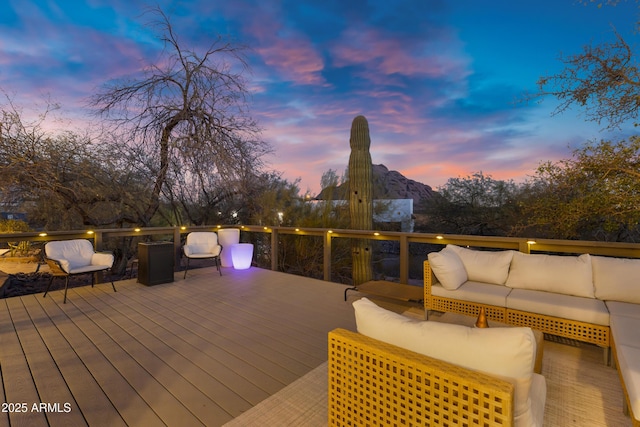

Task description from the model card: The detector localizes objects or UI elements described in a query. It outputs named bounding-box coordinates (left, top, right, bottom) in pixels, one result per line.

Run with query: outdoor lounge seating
left=43, top=239, right=116, bottom=303
left=329, top=298, right=545, bottom=427
left=182, top=231, right=222, bottom=278
left=424, top=244, right=640, bottom=426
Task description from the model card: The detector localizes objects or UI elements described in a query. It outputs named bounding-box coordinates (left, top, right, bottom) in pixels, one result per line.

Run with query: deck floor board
left=1, top=266, right=356, bottom=426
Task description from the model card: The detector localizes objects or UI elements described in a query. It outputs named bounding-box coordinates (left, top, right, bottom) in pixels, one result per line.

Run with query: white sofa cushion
left=505, top=252, right=595, bottom=298
left=353, top=297, right=539, bottom=427
left=447, top=245, right=514, bottom=285
left=431, top=280, right=513, bottom=307
left=615, top=345, right=640, bottom=423
left=507, top=289, right=610, bottom=326
left=428, top=248, right=467, bottom=290
left=592, top=256, right=640, bottom=304
left=610, top=315, right=640, bottom=348
left=606, top=301, right=640, bottom=320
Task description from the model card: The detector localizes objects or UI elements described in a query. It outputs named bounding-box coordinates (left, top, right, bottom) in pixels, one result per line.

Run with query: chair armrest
left=183, top=244, right=195, bottom=257
left=46, top=258, right=70, bottom=275
left=91, top=252, right=114, bottom=267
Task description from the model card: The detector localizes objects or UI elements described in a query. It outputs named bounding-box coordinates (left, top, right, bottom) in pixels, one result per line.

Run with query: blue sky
left=1, top=0, right=637, bottom=194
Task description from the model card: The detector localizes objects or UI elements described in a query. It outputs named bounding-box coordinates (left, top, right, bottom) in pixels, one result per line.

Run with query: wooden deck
left=0, top=266, right=357, bottom=427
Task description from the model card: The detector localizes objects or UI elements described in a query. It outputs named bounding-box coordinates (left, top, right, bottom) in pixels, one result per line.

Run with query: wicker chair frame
left=328, top=328, right=514, bottom=426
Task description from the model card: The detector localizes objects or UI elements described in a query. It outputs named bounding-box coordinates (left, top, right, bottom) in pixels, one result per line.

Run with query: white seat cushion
left=447, top=245, right=514, bottom=285
left=432, top=280, right=512, bottom=307
left=507, top=289, right=610, bottom=326
left=615, top=345, right=640, bottom=423
left=68, top=264, right=112, bottom=274
left=428, top=248, right=467, bottom=290
left=506, top=252, right=595, bottom=298
left=592, top=256, right=640, bottom=304
left=353, top=297, right=541, bottom=427
left=606, top=301, right=640, bottom=320
left=610, top=315, right=640, bottom=348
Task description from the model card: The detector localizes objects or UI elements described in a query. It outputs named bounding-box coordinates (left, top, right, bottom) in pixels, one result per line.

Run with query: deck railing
left=2, top=225, right=640, bottom=284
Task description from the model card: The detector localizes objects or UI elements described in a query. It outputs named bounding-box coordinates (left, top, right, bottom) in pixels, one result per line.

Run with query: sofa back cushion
left=447, top=244, right=514, bottom=285
left=592, top=256, right=640, bottom=304
left=505, top=252, right=594, bottom=298
left=353, top=297, right=537, bottom=426
left=427, top=248, right=467, bottom=290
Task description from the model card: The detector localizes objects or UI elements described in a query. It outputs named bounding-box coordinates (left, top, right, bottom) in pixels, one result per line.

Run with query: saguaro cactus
left=348, top=115, right=373, bottom=285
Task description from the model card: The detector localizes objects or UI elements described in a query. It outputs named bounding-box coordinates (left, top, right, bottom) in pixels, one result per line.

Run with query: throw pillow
left=428, top=248, right=467, bottom=290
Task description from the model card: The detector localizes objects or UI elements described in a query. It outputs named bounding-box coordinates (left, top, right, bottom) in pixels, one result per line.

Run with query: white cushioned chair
left=44, top=239, right=116, bottom=303
left=182, top=232, right=222, bottom=278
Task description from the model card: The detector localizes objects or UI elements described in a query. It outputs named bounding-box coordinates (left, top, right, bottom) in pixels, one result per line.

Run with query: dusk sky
left=1, top=1, right=638, bottom=195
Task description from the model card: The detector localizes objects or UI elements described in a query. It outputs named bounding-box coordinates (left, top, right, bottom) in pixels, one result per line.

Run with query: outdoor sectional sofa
left=424, top=244, right=640, bottom=426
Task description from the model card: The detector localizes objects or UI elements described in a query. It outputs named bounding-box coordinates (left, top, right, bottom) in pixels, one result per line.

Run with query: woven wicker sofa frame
left=423, top=261, right=611, bottom=349
left=328, top=328, right=515, bottom=426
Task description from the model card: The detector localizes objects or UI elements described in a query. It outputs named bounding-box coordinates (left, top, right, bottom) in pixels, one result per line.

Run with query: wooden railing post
left=324, top=231, right=332, bottom=281
left=174, top=227, right=182, bottom=271
left=271, top=228, right=279, bottom=271
left=399, top=234, right=409, bottom=284
left=93, top=231, right=103, bottom=251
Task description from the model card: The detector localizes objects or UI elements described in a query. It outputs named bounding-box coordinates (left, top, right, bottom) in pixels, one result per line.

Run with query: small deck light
left=527, top=240, right=537, bottom=245
left=87, top=230, right=94, bottom=235
left=436, top=235, right=444, bottom=240
left=134, top=228, right=141, bottom=232
left=39, top=232, right=47, bottom=237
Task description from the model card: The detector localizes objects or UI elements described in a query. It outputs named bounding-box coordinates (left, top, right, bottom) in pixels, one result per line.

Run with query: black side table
left=138, top=242, right=175, bottom=286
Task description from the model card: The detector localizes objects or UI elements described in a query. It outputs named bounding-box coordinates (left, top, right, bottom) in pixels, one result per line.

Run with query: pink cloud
left=256, top=40, right=326, bottom=85
left=331, top=26, right=470, bottom=81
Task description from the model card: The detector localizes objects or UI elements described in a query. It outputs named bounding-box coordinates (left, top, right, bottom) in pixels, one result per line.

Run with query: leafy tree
left=424, top=172, right=522, bottom=236
left=91, top=7, right=270, bottom=226
left=522, top=138, right=640, bottom=241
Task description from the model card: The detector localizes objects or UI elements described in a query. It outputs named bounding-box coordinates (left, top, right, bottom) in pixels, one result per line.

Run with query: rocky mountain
left=316, top=164, right=436, bottom=208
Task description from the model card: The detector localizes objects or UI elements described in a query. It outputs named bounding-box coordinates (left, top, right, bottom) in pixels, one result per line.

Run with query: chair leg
left=110, top=269, right=117, bottom=293
left=184, top=258, right=190, bottom=279
left=217, top=256, right=222, bottom=276
left=43, top=275, right=55, bottom=298
left=63, top=276, right=70, bottom=304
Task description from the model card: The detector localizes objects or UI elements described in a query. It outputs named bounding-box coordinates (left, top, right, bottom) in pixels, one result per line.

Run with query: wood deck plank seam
left=34, top=290, right=170, bottom=427
left=38, top=289, right=188, bottom=427
left=70, top=285, right=253, bottom=419
left=62, top=288, right=219, bottom=426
